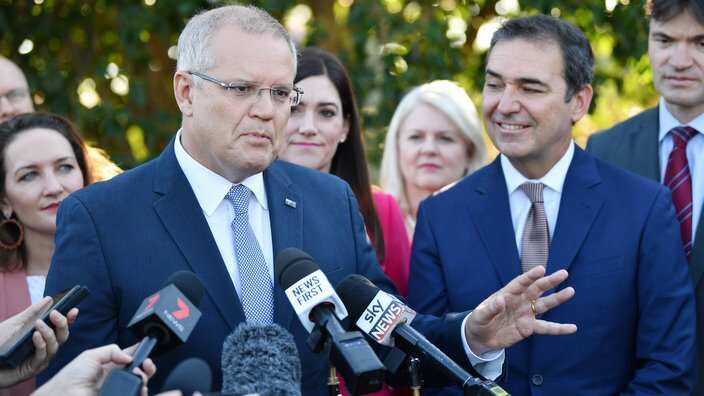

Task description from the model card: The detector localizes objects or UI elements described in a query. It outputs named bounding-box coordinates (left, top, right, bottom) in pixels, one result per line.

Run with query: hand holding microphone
left=32, top=344, right=156, bottom=396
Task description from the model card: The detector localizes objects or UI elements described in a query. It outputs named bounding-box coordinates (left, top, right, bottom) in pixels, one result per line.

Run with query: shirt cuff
left=460, top=311, right=505, bottom=380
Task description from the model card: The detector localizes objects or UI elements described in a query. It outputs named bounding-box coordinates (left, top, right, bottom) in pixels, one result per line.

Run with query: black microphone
left=98, top=271, right=205, bottom=396
left=275, top=248, right=385, bottom=395
left=221, top=322, right=301, bottom=396
left=336, top=275, right=510, bottom=396
left=160, top=357, right=213, bottom=395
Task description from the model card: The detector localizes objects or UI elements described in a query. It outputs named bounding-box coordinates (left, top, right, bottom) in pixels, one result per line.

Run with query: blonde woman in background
left=380, top=80, right=487, bottom=240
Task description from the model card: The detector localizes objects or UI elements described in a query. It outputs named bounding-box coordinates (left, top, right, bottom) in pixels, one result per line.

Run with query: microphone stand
left=327, top=366, right=341, bottom=396
left=408, top=357, right=421, bottom=396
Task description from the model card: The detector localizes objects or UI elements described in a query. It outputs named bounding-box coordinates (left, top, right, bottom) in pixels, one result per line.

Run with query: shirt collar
left=501, top=141, right=575, bottom=195
left=173, top=129, right=268, bottom=216
left=658, top=97, right=704, bottom=142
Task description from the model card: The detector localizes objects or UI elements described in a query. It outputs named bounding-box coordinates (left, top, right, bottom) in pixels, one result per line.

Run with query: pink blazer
left=0, top=268, right=36, bottom=396
left=372, top=189, right=411, bottom=297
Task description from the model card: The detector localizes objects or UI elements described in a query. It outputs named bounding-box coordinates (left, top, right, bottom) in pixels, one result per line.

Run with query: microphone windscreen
left=335, top=274, right=380, bottom=320
left=221, top=322, right=301, bottom=396
left=165, top=271, right=204, bottom=306
left=160, top=357, right=212, bottom=394
left=275, top=248, right=319, bottom=289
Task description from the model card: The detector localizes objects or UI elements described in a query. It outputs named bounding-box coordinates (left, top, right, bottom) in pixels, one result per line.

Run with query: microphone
left=275, top=248, right=385, bottom=395
left=98, top=271, right=205, bottom=396
left=160, top=358, right=213, bottom=395
left=221, top=322, right=301, bottom=396
left=336, top=275, right=509, bottom=396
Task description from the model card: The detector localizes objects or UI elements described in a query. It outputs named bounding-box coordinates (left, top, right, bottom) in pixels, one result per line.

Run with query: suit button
left=531, top=374, right=543, bottom=386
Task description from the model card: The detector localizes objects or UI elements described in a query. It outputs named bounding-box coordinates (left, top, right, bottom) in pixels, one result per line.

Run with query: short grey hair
left=380, top=80, right=487, bottom=212
left=176, top=4, right=297, bottom=76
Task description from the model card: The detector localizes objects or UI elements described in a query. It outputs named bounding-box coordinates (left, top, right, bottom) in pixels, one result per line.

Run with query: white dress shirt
left=501, top=142, right=574, bottom=252
left=658, top=98, right=704, bottom=241
left=26, top=276, right=46, bottom=304
left=174, top=130, right=274, bottom=298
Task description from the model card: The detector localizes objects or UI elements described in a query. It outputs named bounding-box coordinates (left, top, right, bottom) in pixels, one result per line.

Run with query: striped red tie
left=520, top=182, right=550, bottom=273
left=664, top=126, right=697, bottom=260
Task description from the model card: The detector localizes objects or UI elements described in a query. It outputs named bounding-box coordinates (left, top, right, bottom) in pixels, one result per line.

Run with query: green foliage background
left=0, top=0, right=657, bottom=171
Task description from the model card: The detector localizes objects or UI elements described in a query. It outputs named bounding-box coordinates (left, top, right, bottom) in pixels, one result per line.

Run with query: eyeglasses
left=188, top=71, right=303, bottom=106
left=0, top=89, right=29, bottom=106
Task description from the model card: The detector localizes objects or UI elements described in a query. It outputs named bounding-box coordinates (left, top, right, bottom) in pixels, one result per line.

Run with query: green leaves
left=0, top=0, right=653, bottom=170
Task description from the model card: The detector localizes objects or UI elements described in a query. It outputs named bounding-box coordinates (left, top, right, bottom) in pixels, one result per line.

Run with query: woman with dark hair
left=0, top=112, right=91, bottom=396
left=279, top=47, right=411, bottom=298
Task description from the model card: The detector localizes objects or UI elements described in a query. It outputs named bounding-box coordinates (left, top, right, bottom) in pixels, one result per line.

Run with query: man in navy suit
left=408, top=14, right=696, bottom=395
left=587, top=1, right=704, bottom=393
left=39, top=5, right=578, bottom=394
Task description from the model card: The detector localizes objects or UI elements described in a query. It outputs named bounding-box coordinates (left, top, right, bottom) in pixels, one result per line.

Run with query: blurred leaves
left=0, top=0, right=654, bottom=170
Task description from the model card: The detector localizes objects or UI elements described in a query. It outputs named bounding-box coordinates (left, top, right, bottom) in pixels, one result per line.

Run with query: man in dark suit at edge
left=587, top=1, right=704, bottom=393
left=39, top=5, right=578, bottom=393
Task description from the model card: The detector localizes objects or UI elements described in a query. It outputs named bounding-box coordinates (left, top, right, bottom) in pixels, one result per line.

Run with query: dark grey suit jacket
left=587, top=107, right=704, bottom=395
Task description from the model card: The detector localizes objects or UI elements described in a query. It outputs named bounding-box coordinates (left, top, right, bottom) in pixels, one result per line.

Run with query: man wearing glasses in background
left=40, top=5, right=579, bottom=394
left=0, top=56, right=34, bottom=123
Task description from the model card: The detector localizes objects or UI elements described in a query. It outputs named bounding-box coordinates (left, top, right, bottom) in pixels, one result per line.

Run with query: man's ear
left=569, top=84, right=593, bottom=124
left=174, top=71, right=195, bottom=117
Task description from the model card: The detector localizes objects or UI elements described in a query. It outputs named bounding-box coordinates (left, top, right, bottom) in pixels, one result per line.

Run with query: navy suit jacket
left=588, top=107, right=704, bottom=395
left=408, top=146, right=696, bottom=395
left=39, top=141, right=469, bottom=394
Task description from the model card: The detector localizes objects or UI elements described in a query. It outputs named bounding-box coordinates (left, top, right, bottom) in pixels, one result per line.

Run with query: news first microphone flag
left=283, top=269, right=348, bottom=332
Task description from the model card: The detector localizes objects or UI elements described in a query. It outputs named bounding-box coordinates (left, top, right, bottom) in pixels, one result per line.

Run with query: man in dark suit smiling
left=410, top=14, right=696, bottom=395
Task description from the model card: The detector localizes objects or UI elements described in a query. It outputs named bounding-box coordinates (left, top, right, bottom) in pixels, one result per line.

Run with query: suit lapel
left=625, top=108, right=704, bottom=287
left=152, top=141, right=245, bottom=331
left=467, top=159, right=522, bottom=287
left=627, top=107, right=660, bottom=182
left=691, top=214, right=704, bottom=287
left=548, top=147, right=604, bottom=274
left=264, top=161, right=303, bottom=329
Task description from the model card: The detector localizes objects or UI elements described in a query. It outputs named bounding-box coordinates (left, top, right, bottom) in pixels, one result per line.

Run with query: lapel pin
left=285, top=198, right=297, bottom=208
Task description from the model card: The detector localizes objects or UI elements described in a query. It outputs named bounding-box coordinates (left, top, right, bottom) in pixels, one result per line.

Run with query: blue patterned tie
left=225, top=184, right=274, bottom=325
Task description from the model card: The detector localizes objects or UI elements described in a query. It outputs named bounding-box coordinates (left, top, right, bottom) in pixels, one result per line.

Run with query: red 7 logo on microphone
left=146, top=293, right=160, bottom=309
left=172, top=298, right=190, bottom=320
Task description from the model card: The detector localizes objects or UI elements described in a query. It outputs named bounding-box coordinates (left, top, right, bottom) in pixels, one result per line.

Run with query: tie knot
left=671, top=126, right=698, bottom=148
left=520, top=182, right=545, bottom=204
left=225, top=184, right=251, bottom=214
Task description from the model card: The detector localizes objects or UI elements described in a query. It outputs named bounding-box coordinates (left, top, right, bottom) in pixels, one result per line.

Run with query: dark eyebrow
left=317, top=102, right=340, bottom=109
left=485, top=69, right=502, bottom=79
left=53, top=156, right=73, bottom=164
left=14, top=164, right=35, bottom=174
left=14, top=156, right=73, bottom=175
left=651, top=30, right=704, bottom=43
left=485, top=68, right=549, bottom=88
left=651, top=32, right=673, bottom=40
